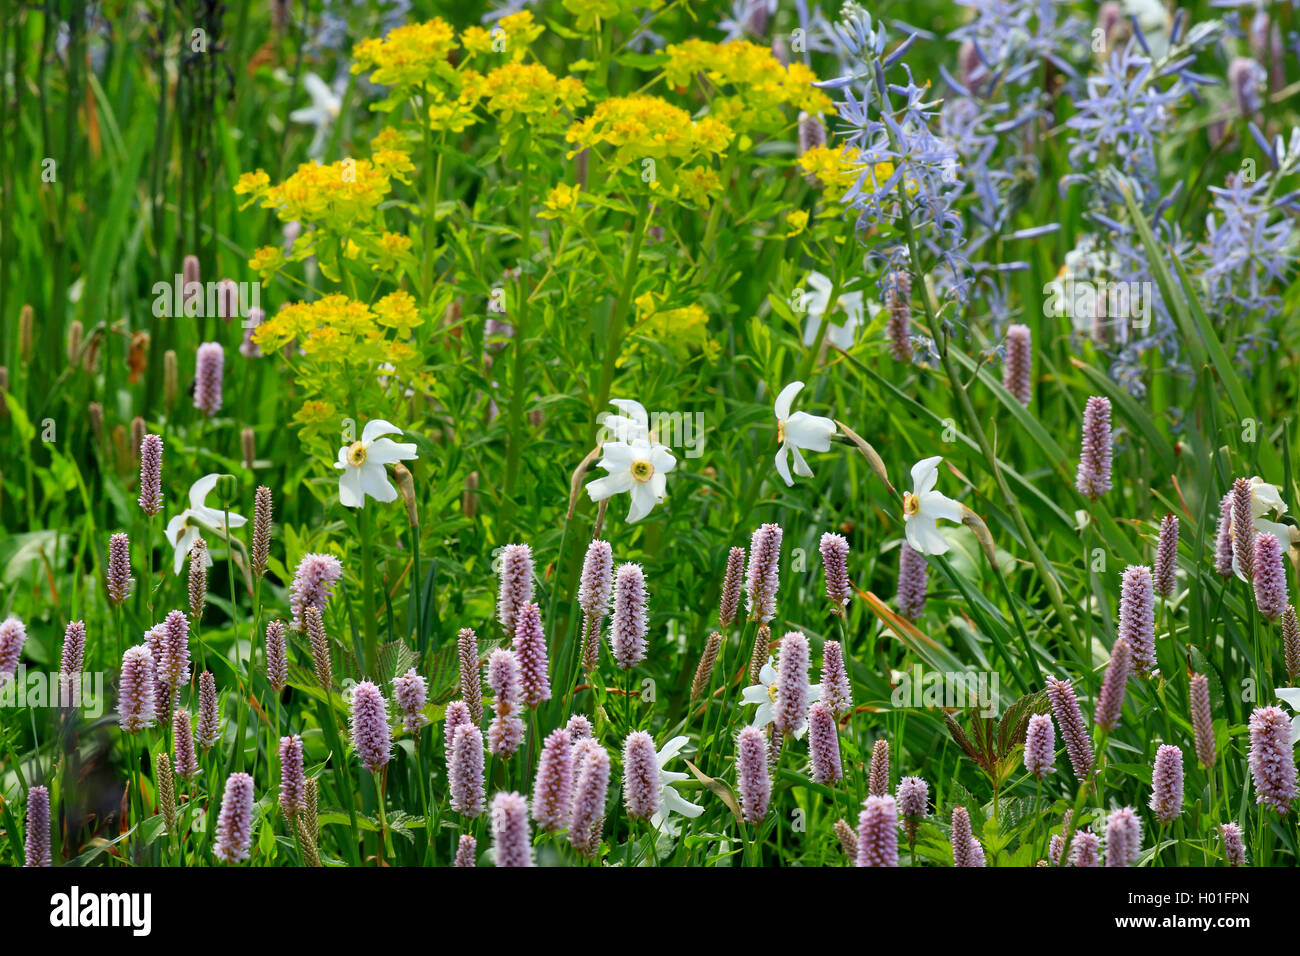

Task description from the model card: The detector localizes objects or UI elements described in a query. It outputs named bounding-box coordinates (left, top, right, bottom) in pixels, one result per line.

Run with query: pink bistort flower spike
left=24, top=785, right=51, bottom=867
left=1118, top=566, right=1155, bottom=676
left=896, top=776, right=928, bottom=844
left=1069, top=829, right=1100, bottom=867
left=807, top=702, right=842, bottom=786
left=350, top=680, right=392, bottom=774
left=819, top=532, right=851, bottom=613
left=187, top=539, right=207, bottom=620
left=1189, top=673, right=1216, bottom=768
left=0, top=616, right=26, bottom=686
left=569, top=744, right=611, bottom=859
left=868, top=738, right=890, bottom=797
left=566, top=713, right=593, bottom=742
left=443, top=700, right=472, bottom=754
left=214, top=772, right=254, bottom=863
left=59, top=620, right=86, bottom=707
left=118, top=644, right=156, bottom=733
left=487, top=649, right=524, bottom=757
left=496, top=543, right=534, bottom=637
left=196, top=670, right=221, bottom=749
left=194, top=341, right=224, bottom=417
left=1075, top=396, right=1112, bottom=500
left=450, top=724, right=486, bottom=818
left=1231, top=477, right=1255, bottom=581
left=1213, top=491, right=1234, bottom=578
left=137, top=434, right=163, bottom=517
left=819, top=640, right=852, bottom=720
left=490, top=791, right=533, bottom=867
left=736, top=726, right=771, bottom=824
left=1153, top=514, right=1178, bottom=597
left=393, top=667, right=430, bottom=733
left=885, top=271, right=912, bottom=362
left=1104, top=806, right=1141, bottom=867
left=951, top=806, right=984, bottom=867
left=512, top=602, right=551, bottom=708
left=457, top=627, right=483, bottom=723
left=745, top=524, right=783, bottom=623
left=1093, top=638, right=1131, bottom=732
left=290, top=553, right=343, bottom=631
left=159, top=608, right=192, bottom=693
left=1148, top=744, right=1184, bottom=825
left=265, top=620, right=288, bottom=694
left=279, top=734, right=305, bottom=817
left=1248, top=705, right=1299, bottom=813
left=578, top=539, right=614, bottom=621
left=773, top=632, right=810, bottom=738
left=251, top=486, right=272, bottom=577
left=1047, top=677, right=1094, bottom=781
left=896, top=541, right=928, bottom=621
left=531, top=728, right=573, bottom=834
left=106, top=533, right=134, bottom=606
left=453, top=834, right=477, bottom=867
left=173, top=709, right=199, bottom=780
left=1220, top=822, right=1246, bottom=866
left=1284, top=605, right=1300, bottom=685
left=855, top=795, right=899, bottom=867
left=610, top=563, right=648, bottom=670
left=622, top=730, right=660, bottom=822
left=719, top=546, right=746, bottom=630
left=1253, top=532, right=1288, bottom=621
left=1023, top=713, right=1055, bottom=779
left=1002, top=323, right=1033, bottom=406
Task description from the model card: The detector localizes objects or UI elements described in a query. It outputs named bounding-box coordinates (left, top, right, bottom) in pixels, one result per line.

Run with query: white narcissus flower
left=740, top=659, right=823, bottom=738
left=601, top=398, right=652, bottom=444
left=586, top=399, right=676, bottom=523
left=902, top=456, right=964, bottom=556
left=334, top=420, right=418, bottom=508
left=165, top=474, right=247, bottom=575
left=1248, top=477, right=1295, bottom=544
left=651, top=735, right=705, bottom=835
left=800, top=271, right=877, bottom=350
left=774, top=381, right=837, bottom=486
left=289, top=72, right=344, bottom=159
left=586, top=439, right=676, bottom=523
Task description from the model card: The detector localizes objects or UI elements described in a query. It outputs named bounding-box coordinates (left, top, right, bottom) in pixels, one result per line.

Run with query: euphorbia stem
left=588, top=200, right=649, bottom=445
left=358, top=507, right=379, bottom=676
left=504, top=134, right=532, bottom=503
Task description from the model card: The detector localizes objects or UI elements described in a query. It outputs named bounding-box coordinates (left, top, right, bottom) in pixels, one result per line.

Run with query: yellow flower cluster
left=254, top=295, right=383, bottom=363
left=567, top=95, right=733, bottom=161
left=252, top=292, right=430, bottom=414
left=462, top=11, right=543, bottom=61
left=351, top=18, right=458, bottom=91
left=539, top=182, right=581, bottom=219
left=663, top=39, right=833, bottom=132
left=470, top=62, right=588, bottom=127
left=372, top=232, right=415, bottom=273
left=565, top=95, right=732, bottom=205
left=236, top=155, right=405, bottom=230
left=797, top=145, right=865, bottom=191
left=621, top=292, right=719, bottom=365
left=236, top=131, right=418, bottom=280
left=352, top=15, right=579, bottom=135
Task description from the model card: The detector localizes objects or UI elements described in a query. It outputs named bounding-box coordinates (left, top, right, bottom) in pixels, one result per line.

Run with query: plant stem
left=358, top=507, right=379, bottom=676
